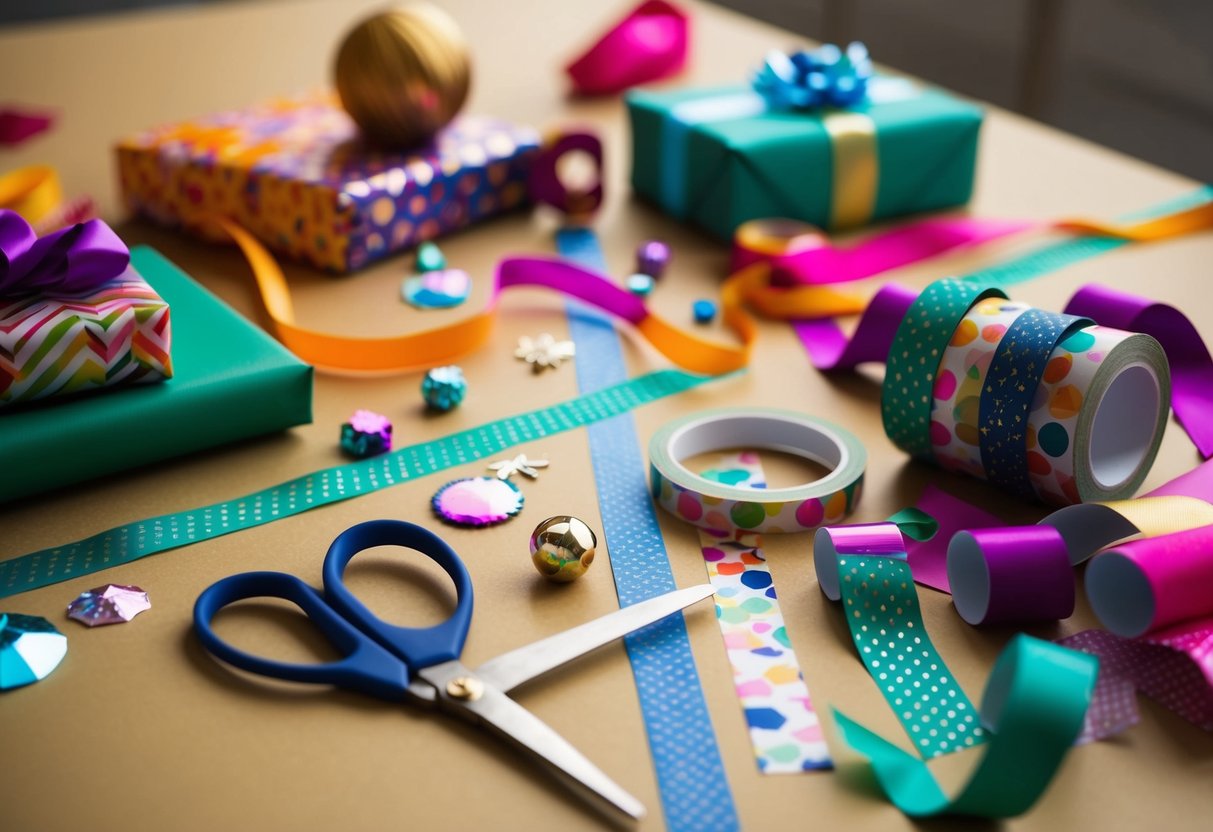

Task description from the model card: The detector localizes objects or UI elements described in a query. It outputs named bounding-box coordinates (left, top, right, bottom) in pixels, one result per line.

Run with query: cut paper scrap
left=1061, top=620, right=1213, bottom=743
left=835, top=634, right=1097, bottom=818
left=0, top=107, right=55, bottom=146
left=698, top=452, right=830, bottom=773
left=0, top=367, right=723, bottom=599
left=814, top=522, right=987, bottom=758
left=565, top=1, right=688, bottom=96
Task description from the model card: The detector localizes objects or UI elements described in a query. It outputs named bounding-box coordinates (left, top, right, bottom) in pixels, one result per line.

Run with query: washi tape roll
left=883, top=278, right=1006, bottom=459
left=946, top=526, right=1075, bottom=626
left=649, top=408, right=867, bottom=534
left=1026, top=326, right=1170, bottom=506
left=978, top=309, right=1095, bottom=498
left=1085, top=523, right=1213, bottom=638
left=929, top=298, right=1032, bottom=477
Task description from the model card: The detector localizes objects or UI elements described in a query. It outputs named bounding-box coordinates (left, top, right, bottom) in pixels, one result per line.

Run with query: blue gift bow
left=752, top=42, right=874, bottom=111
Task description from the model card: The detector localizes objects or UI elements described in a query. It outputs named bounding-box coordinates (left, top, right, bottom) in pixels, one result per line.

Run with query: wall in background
left=716, top=0, right=1213, bottom=182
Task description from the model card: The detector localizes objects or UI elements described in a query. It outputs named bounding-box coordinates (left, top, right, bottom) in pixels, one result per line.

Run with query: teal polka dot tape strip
left=0, top=368, right=719, bottom=599
left=881, top=278, right=1006, bottom=459
left=814, top=522, right=987, bottom=758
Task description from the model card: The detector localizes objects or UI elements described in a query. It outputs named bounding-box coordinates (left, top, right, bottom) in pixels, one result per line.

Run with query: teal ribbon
left=0, top=368, right=722, bottom=598
left=835, top=634, right=1097, bottom=818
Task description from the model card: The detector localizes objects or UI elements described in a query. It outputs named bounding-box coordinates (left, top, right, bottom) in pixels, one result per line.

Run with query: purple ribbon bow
left=0, top=209, right=129, bottom=299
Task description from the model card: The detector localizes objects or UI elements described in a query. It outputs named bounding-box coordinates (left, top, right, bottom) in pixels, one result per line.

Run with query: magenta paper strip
left=698, top=453, right=831, bottom=773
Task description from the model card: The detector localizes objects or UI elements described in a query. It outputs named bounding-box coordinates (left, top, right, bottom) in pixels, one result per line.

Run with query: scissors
left=193, top=519, right=715, bottom=821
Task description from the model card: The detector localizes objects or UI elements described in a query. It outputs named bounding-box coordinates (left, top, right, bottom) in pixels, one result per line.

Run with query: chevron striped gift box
left=0, top=266, right=172, bottom=408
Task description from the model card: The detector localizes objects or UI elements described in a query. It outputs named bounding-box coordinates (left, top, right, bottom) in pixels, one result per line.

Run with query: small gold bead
left=529, top=516, right=597, bottom=582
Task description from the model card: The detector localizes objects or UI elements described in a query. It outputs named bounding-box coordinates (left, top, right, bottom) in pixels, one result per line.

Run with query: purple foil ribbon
left=946, top=526, right=1075, bottom=626
left=1065, top=284, right=1213, bottom=459
left=0, top=210, right=129, bottom=298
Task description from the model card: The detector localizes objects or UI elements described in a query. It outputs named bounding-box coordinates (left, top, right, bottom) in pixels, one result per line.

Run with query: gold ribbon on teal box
left=626, top=80, right=982, bottom=237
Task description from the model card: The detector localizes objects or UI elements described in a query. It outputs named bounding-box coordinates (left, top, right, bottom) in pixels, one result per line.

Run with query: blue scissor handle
left=193, top=571, right=410, bottom=701
left=321, top=519, right=474, bottom=675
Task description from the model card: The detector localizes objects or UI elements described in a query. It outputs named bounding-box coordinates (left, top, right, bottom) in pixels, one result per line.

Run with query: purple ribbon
left=1065, top=285, right=1213, bottom=459
left=0, top=209, right=129, bottom=299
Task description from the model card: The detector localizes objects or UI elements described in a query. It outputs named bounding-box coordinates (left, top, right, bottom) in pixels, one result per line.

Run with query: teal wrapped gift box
left=627, top=80, right=983, bottom=239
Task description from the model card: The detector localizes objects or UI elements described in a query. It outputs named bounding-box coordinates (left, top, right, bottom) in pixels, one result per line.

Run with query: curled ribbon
left=0, top=209, right=129, bottom=298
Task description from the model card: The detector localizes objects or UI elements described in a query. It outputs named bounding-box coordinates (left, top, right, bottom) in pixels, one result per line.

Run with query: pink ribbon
left=565, top=1, right=689, bottom=96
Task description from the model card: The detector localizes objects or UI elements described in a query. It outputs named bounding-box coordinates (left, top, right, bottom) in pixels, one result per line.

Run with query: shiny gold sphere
left=333, top=3, right=472, bottom=149
left=530, top=516, right=597, bottom=582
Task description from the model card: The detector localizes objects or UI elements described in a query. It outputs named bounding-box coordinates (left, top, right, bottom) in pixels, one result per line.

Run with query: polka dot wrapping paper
left=116, top=93, right=540, bottom=273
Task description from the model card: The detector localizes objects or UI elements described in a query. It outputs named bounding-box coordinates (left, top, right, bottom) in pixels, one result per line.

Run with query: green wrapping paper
left=627, top=82, right=982, bottom=239
left=0, top=247, right=312, bottom=503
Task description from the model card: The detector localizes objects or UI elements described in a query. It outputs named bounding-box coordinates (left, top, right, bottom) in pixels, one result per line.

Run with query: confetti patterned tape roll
left=697, top=453, right=831, bottom=773
left=1028, top=326, right=1169, bottom=506
left=650, top=408, right=866, bottom=534
left=813, top=522, right=987, bottom=758
left=556, top=226, right=739, bottom=832
left=0, top=367, right=720, bottom=599
left=978, top=309, right=1094, bottom=499
left=929, top=298, right=1032, bottom=477
left=882, top=278, right=1006, bottom=459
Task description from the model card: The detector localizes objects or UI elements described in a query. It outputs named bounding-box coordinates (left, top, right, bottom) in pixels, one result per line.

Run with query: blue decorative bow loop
left=752, top=42, right=874, bottom=111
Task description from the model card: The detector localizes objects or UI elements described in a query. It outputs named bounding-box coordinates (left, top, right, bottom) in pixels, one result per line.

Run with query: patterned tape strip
left=977, top=309, right=1092, bottom=498
left=556, top=227, right=739, bottom=832
left=649, top=408, right=866, bottom=534
left=697, top=453, right=831, bottom=773
left=813, top=522, right=987, bottom=758
left=0, top=367, right=718, bottom=599
left=881, top=278, right=1006, bottom=459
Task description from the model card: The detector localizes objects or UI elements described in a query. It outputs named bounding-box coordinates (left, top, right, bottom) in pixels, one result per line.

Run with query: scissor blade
left=474, top=584, right=715, bottom=694
left=418, top=662, right=645, bottom=821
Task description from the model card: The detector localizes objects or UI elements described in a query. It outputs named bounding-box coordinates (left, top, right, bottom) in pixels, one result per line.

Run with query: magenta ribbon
left=1065, top=285, right=1213, bottom=459
left=792, top=283, right=917, bottom=371
left=0, top=210, right=129, bottom=298
left=496, top=256, right=649, bottom=323
left=565, top=0, right=689, bottom=96
left=739, top=218, right=1031, bottom=287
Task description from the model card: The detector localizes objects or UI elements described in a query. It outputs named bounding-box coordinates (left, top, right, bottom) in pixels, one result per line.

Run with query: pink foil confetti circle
left=66, top=584, right=151, bottom=627
left=432, top=477, right=524, bottom=527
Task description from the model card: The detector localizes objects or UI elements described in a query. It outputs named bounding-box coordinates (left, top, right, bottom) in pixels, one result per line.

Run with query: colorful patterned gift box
left=0, top=265, right=172, bottom=408
left=627, top=79, right=983, bottom=240
left=116, top=93, right=541, bottom=273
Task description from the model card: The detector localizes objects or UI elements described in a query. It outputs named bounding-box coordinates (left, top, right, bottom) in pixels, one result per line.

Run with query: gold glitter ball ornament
left=529, top=516, right=597, bottom=582
left=333, top=3, right=472, bottom=149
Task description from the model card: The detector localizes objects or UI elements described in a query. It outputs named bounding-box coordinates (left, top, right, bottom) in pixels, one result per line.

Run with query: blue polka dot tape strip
left=557, top=226, right=739, bottom=832
left=0, top=367, right=718, bottom=599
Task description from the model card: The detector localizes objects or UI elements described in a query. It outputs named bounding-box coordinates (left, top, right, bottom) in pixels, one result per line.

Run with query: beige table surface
left=2, top=1, right=1212, bottom=830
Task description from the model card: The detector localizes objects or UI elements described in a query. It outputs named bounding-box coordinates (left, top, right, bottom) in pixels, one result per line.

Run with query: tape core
left=1088, top=362, right=1160, bottom=490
